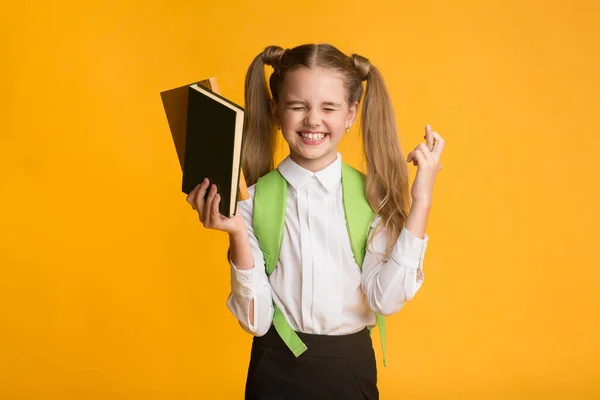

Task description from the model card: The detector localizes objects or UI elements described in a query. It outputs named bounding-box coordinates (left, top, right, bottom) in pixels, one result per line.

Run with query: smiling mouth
left=297, top=132, right=329, bottom=143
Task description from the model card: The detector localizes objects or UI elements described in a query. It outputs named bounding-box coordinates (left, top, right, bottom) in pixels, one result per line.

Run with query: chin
left=292, top=147, right=337, bottom=163
left=293, top=145, right=327, bottom=157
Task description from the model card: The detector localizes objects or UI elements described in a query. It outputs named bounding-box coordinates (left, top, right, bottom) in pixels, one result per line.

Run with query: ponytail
left=351, top=54, right=410, bottom=258
left=242, top=46, right=285, bottom=186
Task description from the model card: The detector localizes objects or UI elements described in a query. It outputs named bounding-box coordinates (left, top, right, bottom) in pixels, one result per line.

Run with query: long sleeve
left=225, top=188, right=274, bottom=336
left=361, top=216, right=428, bottom=316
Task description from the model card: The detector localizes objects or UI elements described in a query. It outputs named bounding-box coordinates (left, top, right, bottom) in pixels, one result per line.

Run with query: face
left=271, top=67, right=358, bottom=172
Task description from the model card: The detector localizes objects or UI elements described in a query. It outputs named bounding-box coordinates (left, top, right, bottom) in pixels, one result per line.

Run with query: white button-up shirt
left=226, top=153, right=428, bottom=336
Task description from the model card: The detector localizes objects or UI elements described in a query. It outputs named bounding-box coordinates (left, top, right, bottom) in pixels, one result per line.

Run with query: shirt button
left=241, top=287, right=252, bottom=297
left=238, top=275, right=249, bottom=284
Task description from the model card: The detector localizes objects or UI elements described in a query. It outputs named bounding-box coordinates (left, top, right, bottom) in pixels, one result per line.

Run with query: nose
left=304, top=109, right=321, bottom=127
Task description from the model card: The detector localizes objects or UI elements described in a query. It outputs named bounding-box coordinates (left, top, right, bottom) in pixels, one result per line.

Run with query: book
left=160, top=78, right=246, bottom=218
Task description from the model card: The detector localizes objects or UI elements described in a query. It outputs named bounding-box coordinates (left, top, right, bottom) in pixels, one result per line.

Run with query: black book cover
left=161, top=82, right=245, bottom=218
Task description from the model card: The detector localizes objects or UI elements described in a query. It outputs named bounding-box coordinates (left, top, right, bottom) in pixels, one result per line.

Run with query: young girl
left=187, top=44, right=444, bottom=399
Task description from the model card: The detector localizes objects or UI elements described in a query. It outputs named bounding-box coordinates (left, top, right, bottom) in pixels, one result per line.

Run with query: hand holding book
left=186, top=177, right=247, bottom=236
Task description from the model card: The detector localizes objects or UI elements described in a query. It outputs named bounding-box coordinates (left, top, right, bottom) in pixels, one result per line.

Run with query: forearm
left=404, top=201, right=431, bottom=240
left=362, top=227, right=427, bottom=315
left=361, top=210, right=429, bottom=316
left=227, top=230, right=273, bottom=334
left=228, top=231, right=256, bottom=324
left=229, top=231, right=254, bottom=270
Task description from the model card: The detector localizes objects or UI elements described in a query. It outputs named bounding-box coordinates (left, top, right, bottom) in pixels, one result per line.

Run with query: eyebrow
left=285, top=100, right=342, bottom=107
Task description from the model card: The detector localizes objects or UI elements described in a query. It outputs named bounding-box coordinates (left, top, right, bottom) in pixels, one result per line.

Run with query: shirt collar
left=277, top=153, right=342, bottom=192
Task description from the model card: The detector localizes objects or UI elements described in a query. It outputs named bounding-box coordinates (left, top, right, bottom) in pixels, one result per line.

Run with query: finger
left=408, top=151, right=419, bottom=165
left=193, top=178, right=210, bottom=213
left=424, top=124, right=434, bottom=152
left=187, top=183, right=202, bottom=209
left=211, top=193, right=222, bottom=227
left=417, top=143, right=433, bottom=160
left=203, top=184, right=217, bottom=225
left=413, top=148, right=426, bottom=166
left=431, top=132, right=445, bottom=157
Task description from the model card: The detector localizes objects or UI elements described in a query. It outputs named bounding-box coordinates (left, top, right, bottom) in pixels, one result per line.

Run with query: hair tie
left=262, top=46, right=286, bottom=72
left=351, top=54, right=371, bottom=81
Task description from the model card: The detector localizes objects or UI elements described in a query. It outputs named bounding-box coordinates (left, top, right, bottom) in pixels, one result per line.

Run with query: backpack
left=253, top=162, right=388, bottom=366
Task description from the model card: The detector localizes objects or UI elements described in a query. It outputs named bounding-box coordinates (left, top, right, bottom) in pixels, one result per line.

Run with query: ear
left=346, top=100, right=359, bottom=127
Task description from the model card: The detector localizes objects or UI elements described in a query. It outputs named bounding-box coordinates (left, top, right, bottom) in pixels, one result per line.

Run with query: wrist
left=411, top=199, right=432, bottom=210
left=229, top=229, right=248, bottom=243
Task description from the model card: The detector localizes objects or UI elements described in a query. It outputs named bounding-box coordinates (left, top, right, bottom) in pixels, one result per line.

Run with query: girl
left=187, top=44, right=444, bottom=399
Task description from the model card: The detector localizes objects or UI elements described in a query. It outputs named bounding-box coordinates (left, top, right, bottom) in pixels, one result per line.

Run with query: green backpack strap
left=254, top=169, right=307, bottom=357
left=253, top=169, right=286, bottom=276
left=341, top=163, right=374, bottom=265
left=341, top=163, right=388, bottom=367
left=253, top=164, right=388, bottom=366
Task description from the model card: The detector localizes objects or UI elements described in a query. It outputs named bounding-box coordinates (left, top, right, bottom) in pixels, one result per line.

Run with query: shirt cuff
left=390, top=227, right=428, bottom=270
left=229, top=256, right=260, bottom=299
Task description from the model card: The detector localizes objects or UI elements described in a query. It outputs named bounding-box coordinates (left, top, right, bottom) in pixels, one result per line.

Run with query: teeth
left=301, top=132, right=325, bottom=141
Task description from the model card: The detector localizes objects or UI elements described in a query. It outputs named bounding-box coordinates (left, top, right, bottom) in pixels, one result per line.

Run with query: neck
left=289, top=151, right=338, bottom=173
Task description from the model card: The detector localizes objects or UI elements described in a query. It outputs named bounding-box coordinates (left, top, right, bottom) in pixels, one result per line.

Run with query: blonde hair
left=242, top=44, right=410, bottom=257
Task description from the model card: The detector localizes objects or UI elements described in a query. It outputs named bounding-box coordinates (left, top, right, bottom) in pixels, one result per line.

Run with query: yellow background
left=2, top=0, right=599, bottom=398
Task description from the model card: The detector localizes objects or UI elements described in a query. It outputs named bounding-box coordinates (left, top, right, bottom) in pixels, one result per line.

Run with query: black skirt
left=245, top=325, right=378, bottom=400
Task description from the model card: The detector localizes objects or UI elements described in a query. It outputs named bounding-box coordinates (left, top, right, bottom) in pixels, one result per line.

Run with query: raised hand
left=406, top=124, right=445, bottom=207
